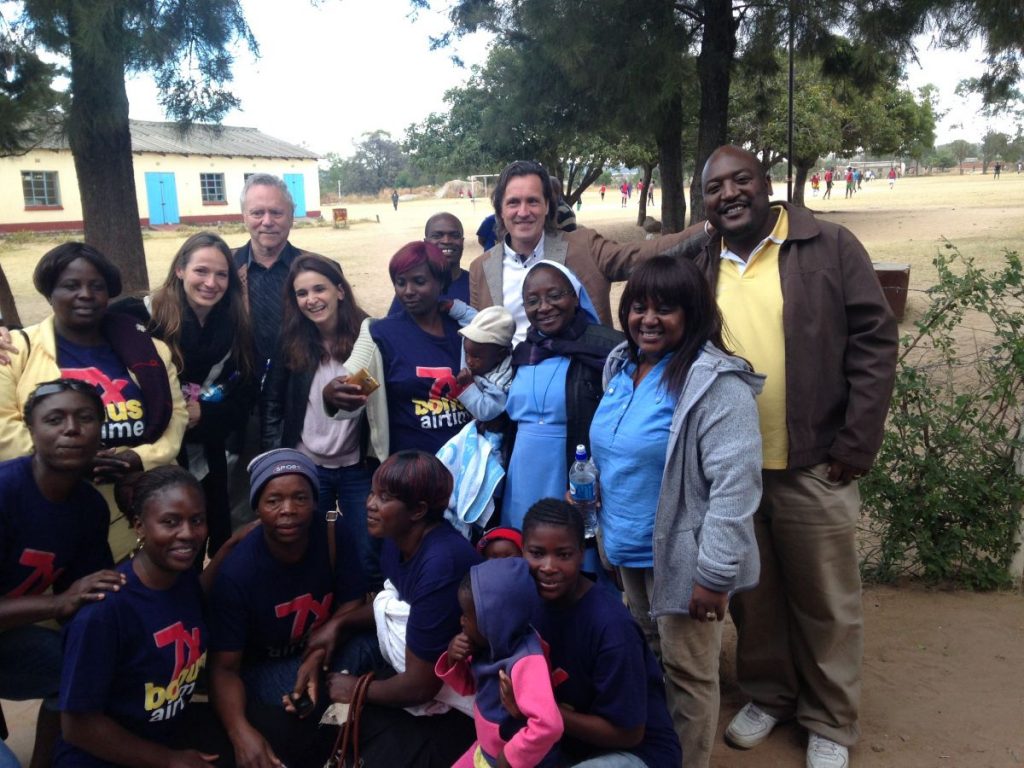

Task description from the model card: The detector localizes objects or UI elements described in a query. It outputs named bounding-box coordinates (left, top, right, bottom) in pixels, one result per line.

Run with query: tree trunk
left=688, top=0, right=737, bottom=225
left=655, top=92, right=685, bottom=233
left=67, top=4, right=148, bottom=294
left=0, top=264, right=21, bottom=327
left=792, top=161, right=814, bottom=207
left=636, top=163, right=654, bottom=226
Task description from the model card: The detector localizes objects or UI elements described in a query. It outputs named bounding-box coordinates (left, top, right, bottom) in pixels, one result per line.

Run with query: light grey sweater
left=602, top=341, right=765, bottom=617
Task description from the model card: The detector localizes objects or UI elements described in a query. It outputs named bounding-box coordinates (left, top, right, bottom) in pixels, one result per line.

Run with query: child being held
left=456, top=306, right=515, bottom=424
left=436, top=557, right=561, bottom=768
left=476, top=527, right=523, bottom=560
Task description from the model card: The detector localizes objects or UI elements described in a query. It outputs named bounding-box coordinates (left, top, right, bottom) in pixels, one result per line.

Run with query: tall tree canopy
left=3, top=1, right=255, bottom=292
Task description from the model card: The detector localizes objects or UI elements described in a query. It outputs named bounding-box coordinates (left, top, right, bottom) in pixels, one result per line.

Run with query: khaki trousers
left=729, top=463, right=863, bottom=746
left=621, top=566, right=722, bottom=768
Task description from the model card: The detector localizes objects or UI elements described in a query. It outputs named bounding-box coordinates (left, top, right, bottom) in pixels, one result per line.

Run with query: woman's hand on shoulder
left=688, top=583, right=728, bottom=622
left=56, top=569, right=127, bottom=620
left=0, top=326, right=14, bottom=366
left=323, top=376, right=367, bottom=412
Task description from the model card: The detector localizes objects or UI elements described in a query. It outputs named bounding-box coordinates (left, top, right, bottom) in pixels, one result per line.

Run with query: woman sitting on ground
left=0, top=379, right=122, bottom=768
left=207, top=448, right=375, bottom=768
left=114, top=232, right=255, bottom=556
left=326, top=451, right=479, bottom=768
left=0, top=242, right=188, bottom=560
left=56, top=466, right=215, bottom=768
left=262, top=255, right=381, bottom=586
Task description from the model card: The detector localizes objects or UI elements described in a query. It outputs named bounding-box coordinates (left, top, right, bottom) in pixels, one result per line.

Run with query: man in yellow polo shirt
left=694, top=146, right=897, bottom=768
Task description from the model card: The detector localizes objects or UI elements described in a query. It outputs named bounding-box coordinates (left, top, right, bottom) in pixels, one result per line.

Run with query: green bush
left=860, top=245, right=1024, bottom=589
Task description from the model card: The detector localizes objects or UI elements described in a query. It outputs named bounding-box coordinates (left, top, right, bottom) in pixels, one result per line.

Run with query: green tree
left=980, top=130, right=1010, bottom=172
left=945, top=139, right=976, bottom=174
left=5, top=1, right=255, bottom=292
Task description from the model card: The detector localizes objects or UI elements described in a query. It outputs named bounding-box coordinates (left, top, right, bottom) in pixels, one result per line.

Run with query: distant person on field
left=823, top=168, right=833, bottom=199
left=888, top=167, right=897, bottom=189
left=993, top=161, right=1001, bottom=179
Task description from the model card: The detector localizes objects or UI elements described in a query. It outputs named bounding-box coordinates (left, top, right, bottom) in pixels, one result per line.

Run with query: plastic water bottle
left=199, top=372, right=239, bottom=403
left=569, top=444, right=599, bottom=539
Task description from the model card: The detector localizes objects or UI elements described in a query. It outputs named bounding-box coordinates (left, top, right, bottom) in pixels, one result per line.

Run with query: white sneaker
left=806, top=733, right=849, bottom=768
left=724, top=703, right=780, bottom=749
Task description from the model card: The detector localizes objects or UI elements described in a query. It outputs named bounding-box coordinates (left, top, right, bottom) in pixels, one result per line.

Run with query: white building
left=0, top=120, right=320, bottom=233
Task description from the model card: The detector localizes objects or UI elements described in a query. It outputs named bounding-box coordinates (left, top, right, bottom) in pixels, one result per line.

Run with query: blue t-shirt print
left=57, top=336, right=147, bottom=447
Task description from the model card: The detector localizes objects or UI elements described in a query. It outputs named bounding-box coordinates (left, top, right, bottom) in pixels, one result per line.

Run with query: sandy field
left=2, top=171, right=1023, bottom=767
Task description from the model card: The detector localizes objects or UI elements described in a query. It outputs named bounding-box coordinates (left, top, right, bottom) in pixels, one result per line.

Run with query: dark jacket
left=692, top=202, right=898, bottom=469
left=260, top=355, right=311, bottom=451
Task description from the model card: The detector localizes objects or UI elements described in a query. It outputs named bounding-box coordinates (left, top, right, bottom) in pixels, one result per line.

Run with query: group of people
left=0, top=147, right=897, bottom=768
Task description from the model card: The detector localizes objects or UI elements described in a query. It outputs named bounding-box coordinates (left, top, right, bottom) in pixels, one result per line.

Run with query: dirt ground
left=2, top=172, right=1023, bottom=766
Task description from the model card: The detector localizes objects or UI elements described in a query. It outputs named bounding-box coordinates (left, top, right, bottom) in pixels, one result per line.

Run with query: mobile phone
left=348, top=368, right=380, bottom=396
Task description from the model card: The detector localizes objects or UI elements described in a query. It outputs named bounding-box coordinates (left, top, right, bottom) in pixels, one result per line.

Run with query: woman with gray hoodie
left=589, top=255, right=764, bottom=768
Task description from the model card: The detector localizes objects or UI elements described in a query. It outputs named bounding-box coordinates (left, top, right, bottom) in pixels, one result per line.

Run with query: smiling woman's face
left=523, top=267, right=577, bottom=337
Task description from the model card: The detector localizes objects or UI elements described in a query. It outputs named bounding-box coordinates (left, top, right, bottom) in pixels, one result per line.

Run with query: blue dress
left=503, top=357, right=570, bottom=529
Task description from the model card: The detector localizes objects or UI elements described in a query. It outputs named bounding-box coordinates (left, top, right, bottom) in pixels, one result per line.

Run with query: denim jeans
left=572, top=752, right=648, bottom=767
left=241, top=629, right=383, bottom=706
left=0, top=625, right=62, bottom=707
left=0, top=740, right=19, bottom=768
left=316, top=463, right=381, bottom=589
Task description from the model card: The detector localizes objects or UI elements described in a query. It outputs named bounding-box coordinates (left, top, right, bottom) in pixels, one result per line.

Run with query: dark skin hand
left=322, top=376, right=367, bottom=412
left=92, top=448, right=143, bottom=484
left=688, top=583, right=728, bottom=622
left=456, top=367, right=474, bottom=389
left=827, top=459, right=868, bottom=484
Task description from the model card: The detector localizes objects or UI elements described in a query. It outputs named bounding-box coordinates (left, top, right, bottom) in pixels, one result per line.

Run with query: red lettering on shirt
left=415, top=366, right=465, bottom=400
left=153, top=622, right=204, bottom=684
left=274, top=593, right=334, bottom=641
left=8, top=549, right=64, bottom=597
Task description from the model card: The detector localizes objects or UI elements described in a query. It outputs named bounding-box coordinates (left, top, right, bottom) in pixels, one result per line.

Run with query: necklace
left=531, top=358, right=565, bottom=425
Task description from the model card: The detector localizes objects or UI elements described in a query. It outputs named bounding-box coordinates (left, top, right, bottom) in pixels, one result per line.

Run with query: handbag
left=324, top=671, right=375, bottom=768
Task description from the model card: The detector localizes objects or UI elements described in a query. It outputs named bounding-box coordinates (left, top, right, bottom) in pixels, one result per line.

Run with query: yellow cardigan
left=0, top=315, right=188, bottom=560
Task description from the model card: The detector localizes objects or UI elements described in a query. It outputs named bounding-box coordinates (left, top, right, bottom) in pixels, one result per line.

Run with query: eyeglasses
left=524, top=290, right=573, bottom=309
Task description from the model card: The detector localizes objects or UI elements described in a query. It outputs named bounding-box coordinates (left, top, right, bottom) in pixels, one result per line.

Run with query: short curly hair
left=33, top=242, right=122, bottom=299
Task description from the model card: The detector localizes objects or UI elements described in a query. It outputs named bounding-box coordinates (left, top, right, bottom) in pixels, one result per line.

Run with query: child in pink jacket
left=436, top=557, right=562, bottom=768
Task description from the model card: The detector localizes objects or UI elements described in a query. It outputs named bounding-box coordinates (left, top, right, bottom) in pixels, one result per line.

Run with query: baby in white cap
left=456, top=306, right=515, bottom=424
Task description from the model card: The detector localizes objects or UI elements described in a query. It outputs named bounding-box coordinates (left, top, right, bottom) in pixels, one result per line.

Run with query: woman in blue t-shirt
left=113, top=232, right=255, bottom=557
left=0, top=379, right=121, bottom=768
left=262, top=255, right=381, bottom=586
left=504, top=499, right=681, bottom=768
left=323, top=242, right=472, bottom=458
left=326, top=451, right=479, bottom=767
left=0, top=242, right=188, bottom=560
left=208, top=449, right=373, bottom=768
left=57, top=465, right=212, bottom=768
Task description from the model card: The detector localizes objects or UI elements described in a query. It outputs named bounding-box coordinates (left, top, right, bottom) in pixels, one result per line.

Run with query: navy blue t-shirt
left=57, top=336, right=147, bottom=448
left=380, top=521, right=480, bottom=663
left=0, top=456, right=112, bottom=598
left=369, top=313, right=471, bottom=454
left=209, top=518, right=366, bottom=662
left=535, top=586, right=681, bottom=766
left=55, top=563, right=207, bottom=767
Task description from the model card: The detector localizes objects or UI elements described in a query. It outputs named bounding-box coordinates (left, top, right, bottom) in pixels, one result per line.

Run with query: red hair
left=388, top=241, right=451, bottom=291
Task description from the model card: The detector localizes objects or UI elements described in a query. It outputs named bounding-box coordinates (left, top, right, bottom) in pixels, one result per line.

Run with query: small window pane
left=21, top=171, right=60, bottom=206
left=200, top=173, right=226, bottom=203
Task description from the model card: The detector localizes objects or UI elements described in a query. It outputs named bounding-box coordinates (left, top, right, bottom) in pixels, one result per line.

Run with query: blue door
left=144, top=172, right=179, bottom=225
left=284, top=173, right=306, bottom=217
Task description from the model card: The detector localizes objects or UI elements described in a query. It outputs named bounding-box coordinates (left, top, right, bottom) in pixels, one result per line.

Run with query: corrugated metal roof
left=37, top=120, right=318, bottom=160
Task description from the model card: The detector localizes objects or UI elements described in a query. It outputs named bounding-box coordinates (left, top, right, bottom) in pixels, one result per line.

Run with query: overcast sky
left=124, top=2, right=1019, bottom=157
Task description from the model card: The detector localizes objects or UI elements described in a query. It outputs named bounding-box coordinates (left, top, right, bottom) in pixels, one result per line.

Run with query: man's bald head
left=701, top=145, right=774, bottom=258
